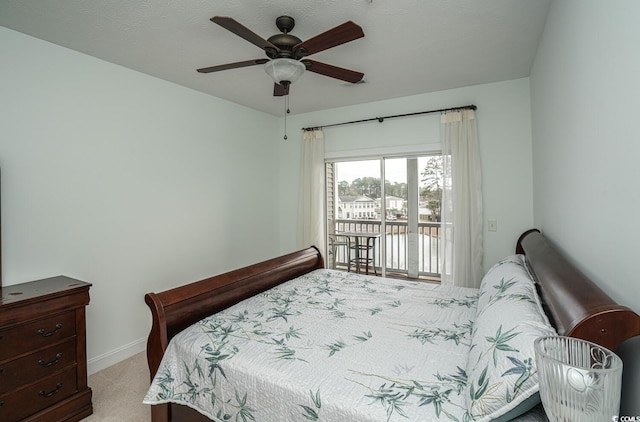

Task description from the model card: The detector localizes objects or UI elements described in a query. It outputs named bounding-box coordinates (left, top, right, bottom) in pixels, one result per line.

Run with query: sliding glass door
left=326, top=154, right=442, bottom=281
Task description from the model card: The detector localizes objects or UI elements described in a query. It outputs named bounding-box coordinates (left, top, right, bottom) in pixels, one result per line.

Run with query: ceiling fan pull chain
left=283, top=95, right=289, bottom=140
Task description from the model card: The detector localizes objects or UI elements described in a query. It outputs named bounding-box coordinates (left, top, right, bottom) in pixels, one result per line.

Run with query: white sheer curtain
left=440, top=109, right=483, bottom=288
left=296, top=129, right=326, bottom=252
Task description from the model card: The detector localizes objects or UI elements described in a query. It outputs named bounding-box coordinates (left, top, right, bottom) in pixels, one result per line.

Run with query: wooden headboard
left=516, top=229, right=640, bottom=351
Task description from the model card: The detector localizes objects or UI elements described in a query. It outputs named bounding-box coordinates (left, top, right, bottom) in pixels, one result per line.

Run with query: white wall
left=530, top=0, right=640, bottom=411
left=530, top=0, right=640, bottom=315
left=0, top=27, right=280, bottom=372
left=279, top=77, right=534, bottom=273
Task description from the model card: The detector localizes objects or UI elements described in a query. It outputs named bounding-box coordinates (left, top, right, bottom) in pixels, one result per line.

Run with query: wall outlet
left=488, top=219, right=498, bottom=232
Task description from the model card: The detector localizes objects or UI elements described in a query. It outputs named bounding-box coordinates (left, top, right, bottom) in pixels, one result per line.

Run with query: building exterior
left=338, top=196, right=377, bottom=219
left=382, top=196, right=405, bottom=219
left=338, top=195, right=410, bottom=220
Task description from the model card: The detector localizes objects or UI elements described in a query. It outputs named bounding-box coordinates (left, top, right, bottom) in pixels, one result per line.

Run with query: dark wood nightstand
left=0, top=276, right=92, bottom=421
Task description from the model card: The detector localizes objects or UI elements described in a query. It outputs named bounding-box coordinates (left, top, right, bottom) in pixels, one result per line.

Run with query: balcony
left=330, top=219, right=441, bottom=281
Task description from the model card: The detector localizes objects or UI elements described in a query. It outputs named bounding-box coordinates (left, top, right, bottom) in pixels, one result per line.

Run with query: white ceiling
left=0, top=0, right=551, bottom=116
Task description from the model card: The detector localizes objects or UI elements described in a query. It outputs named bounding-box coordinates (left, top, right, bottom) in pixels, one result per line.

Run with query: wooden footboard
left=144, top=246, right=323, bottom=422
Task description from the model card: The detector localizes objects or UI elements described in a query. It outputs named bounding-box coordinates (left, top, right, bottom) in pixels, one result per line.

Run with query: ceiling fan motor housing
left=267, top=33, right=302, bottom=58
left=267, top=16, right=303, bottom=59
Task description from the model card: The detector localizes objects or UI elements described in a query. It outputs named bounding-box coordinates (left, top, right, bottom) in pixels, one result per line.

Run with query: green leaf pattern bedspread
left=144, top=269, right=479, bottom=421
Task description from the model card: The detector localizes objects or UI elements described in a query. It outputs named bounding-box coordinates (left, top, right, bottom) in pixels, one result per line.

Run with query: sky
left=335, top=157, right=430, bottom=185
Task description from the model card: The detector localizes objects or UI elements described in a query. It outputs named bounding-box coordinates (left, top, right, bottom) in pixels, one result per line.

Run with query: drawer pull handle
left=37, top=323, right=63, bottom=337
left=39, top=382, right=63, bottom=398
left=38, top=353, right=63, bottom=367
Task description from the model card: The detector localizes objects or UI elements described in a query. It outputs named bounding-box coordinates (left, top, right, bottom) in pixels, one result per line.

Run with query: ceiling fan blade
left=293, top=21, right=364, bottom=57
left=273, top=83, right=289, bottom=96
left=302, top=60, right=364, bottom=83
left=197, top=58, right=269, bottom=73
left=211, top=16, right=280, bottom=53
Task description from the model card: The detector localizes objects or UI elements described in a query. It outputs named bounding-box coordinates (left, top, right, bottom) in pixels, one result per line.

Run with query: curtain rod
left=302, top=104, right=477, bottom=132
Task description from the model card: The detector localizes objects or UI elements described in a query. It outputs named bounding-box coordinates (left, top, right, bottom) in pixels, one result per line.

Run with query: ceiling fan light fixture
left=264, top=58, right=305, bottom=85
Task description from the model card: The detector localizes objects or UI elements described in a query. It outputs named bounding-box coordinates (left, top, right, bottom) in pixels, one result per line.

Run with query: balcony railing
left=331, top=219, right=441, bottom=280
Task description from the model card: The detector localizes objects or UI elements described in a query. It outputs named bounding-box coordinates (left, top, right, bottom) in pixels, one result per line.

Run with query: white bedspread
left=144, top=269, right=479, bottom=421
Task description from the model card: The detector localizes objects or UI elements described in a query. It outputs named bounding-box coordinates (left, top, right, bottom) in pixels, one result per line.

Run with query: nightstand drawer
left=0, top=311, right=76, bottom=361
left=0, top=366, right=78, bottom=422
left=0, top=337, right=77, bottom=394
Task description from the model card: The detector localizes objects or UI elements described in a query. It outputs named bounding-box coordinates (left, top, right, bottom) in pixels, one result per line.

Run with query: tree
left=420, top=156, right=443, bottom=222
left=421, top=156, right=443, bottom=191
left=337, top=180, right=350, bottom=197
left=351, top=177, right=381, bottom=199
left=385, top=181, right=407, bottom=200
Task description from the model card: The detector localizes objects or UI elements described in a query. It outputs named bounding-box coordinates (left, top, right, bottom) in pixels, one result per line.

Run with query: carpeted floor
left=84, top=351, right=150, bottom=421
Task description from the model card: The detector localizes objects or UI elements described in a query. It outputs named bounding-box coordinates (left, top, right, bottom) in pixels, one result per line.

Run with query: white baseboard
left=87, top=337, right=146, bottom=375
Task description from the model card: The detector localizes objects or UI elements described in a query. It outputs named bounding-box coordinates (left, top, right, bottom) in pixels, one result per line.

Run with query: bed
left=143, top=229, right=640, bottom=422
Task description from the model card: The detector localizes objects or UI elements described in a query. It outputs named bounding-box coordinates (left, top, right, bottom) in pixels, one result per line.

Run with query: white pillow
left=464, top=255, right=556, bottom=422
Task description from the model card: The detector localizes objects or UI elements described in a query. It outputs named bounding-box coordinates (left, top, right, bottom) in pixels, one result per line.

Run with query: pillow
left=464, top=255, right=556, bottom=422
left=474, top=255, right=529, bottom=312
left=522, top=255, right=538, bottom=284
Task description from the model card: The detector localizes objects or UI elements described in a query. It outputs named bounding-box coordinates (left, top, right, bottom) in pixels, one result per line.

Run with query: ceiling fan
left=197, top=15, right=365, bottom=97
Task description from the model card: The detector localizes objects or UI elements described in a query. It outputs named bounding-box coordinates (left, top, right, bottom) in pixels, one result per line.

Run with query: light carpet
left=84, top=351, right=150, bottom=421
